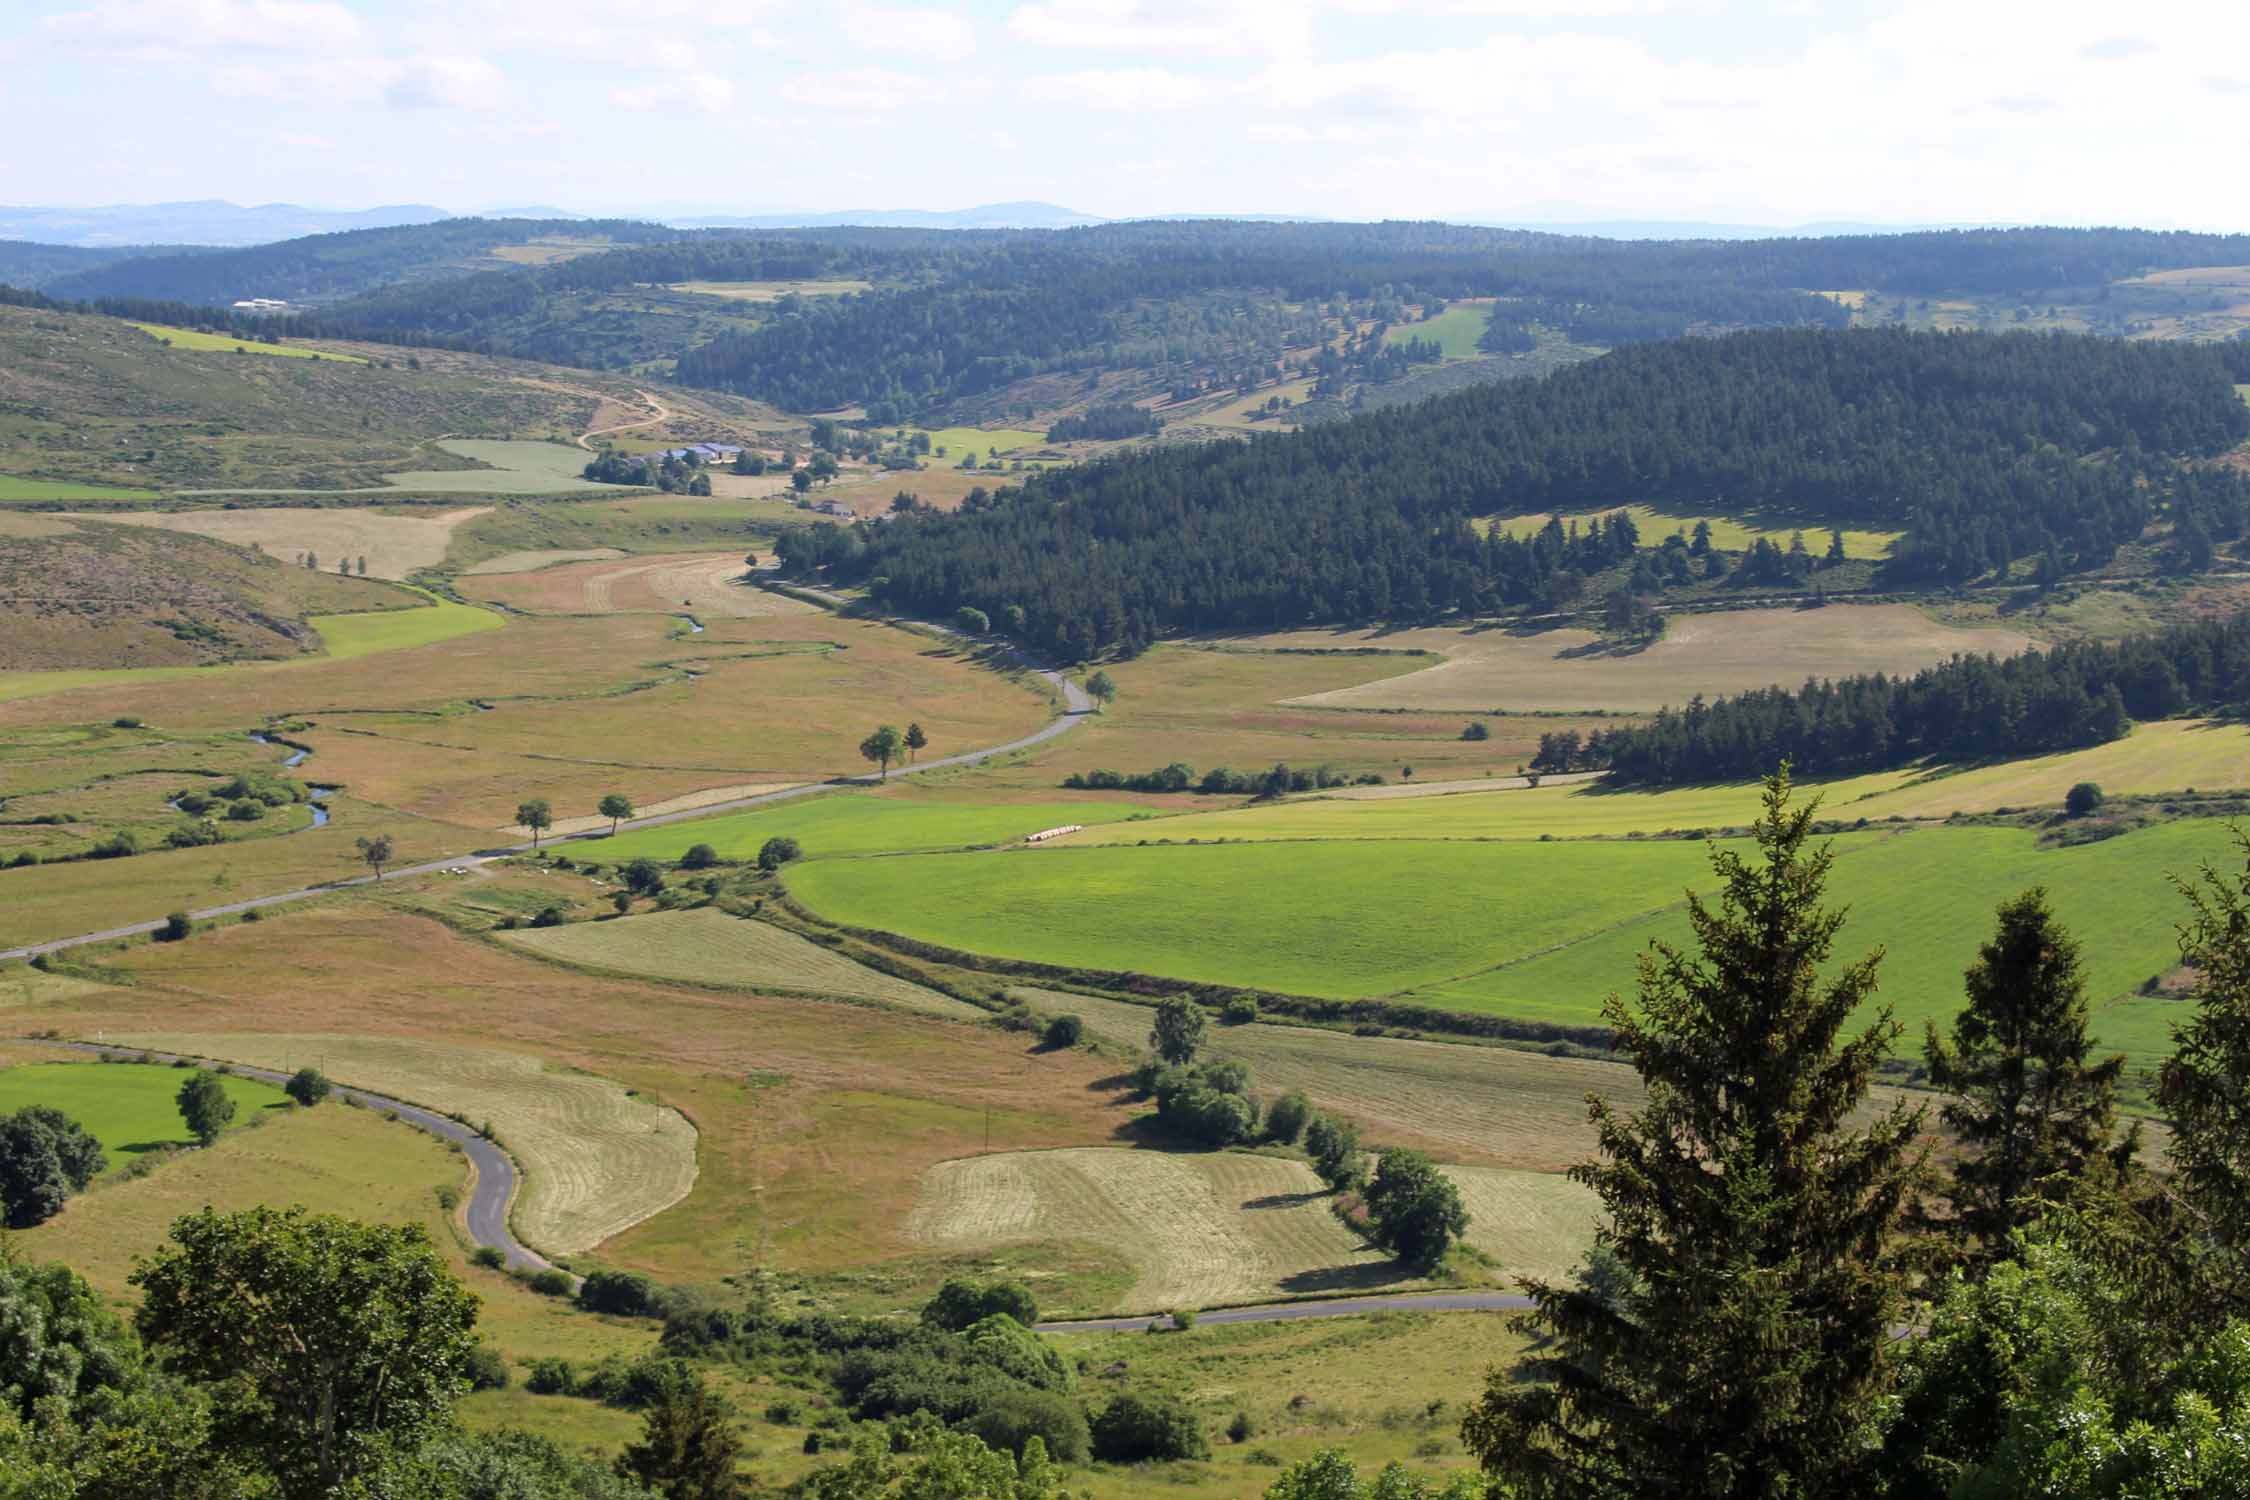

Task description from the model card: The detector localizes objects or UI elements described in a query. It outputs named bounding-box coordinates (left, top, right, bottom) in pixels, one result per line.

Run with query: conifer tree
left=1924, top=887, right=2130, bottom=1258
left=2157, top=832, right=2250, bottom=1306
left=1462, top=768, right=1926, bottom=1500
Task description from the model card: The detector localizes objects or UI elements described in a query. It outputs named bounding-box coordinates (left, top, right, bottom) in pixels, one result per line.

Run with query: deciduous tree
left=905, top=722, right=928, bottom=762
left=858, top=725, right=905, bottom=781
left=175, top=1070, right=235, bottom=1148
left=600, top=793, right=634, bottom=834
left=355, top=833, right=393, bottom=880
left=1149, top=995, right=1206, bottom=1065
left=516, top=799, right=552, bottom=848
left=1361, top=1148, right=1469, bottom=1266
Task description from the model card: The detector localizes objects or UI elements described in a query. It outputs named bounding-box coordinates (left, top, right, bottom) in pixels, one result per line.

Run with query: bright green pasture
left=578, top=793, right=1146, bottom=864
left=0, top=1061, right=287, bottom=1163
left=1488, top=504, right=1900, bottom=561
left=309, top=595, right=501, bottom=659
left=125, top=321, right=368, bottom=364
left=913, top=427, right=1046, bottom=458
left=0, top=477, right=159, bottom=501
left=785, top=837, right=1747, bottom=997
left=1434, top=820, right=2240, bottom=1070
left=1386, top=304, right=1492, bottom=358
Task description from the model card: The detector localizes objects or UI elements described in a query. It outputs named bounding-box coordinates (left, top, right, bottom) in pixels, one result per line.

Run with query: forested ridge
left=777, top=328, right=2250, bottom=660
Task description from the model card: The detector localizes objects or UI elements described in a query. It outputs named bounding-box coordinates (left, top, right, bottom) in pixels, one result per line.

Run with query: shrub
left=622, top=858, right=666, bottom=896
left=966, top=1388, right=1092, bottom=1465
left=579, top=1269, right=669, bottom=1319
left=90, top=831, right=139, bottom=859
left=764, top=1400, right=802, bottom=1425
left=1172, top=1308, right=1197, bottom=1331
left=157, top=911, right=193, bottom=942
left=471, top=1246, right=507, bottom=1270
left=757, top=836, right=802, bottom=872
left=2066, top=781, right=2106, bottom=816
left=530, top=906, right=566, bottom=928
left=467, top=1346, right=511, bottom=1391
left=1462, top=721, right=1491, bottom=741
left=1091, top=1393, right=1209, bottom=1462
left=284, top=1067, right=330, bottom=1107
left=434, top=1185, right=460, bottom=1212
left=1265, top=1090, right=1314, bottom=1146
left=923, top=1277, right=1040, bottom=1332
left=1305, top=1115, right=1364, bottom=1191
left=225, top=800, right=266, bottom=822
left=1041, top=1014, right=1085, bottom=1049
left=527, top=1269, right=575, bottom=1297
left=526, top=1357, right=577, bottom=1395
left=680, top=843, right=719, bottom=870
left=112, top=716, right=143, bottom=728
left=1222, top=995, right=1260, bottom=1025
left=1227, top=1412, right=1255, bottom=1443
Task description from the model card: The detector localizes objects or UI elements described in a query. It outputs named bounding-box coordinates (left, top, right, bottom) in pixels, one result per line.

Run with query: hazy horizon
left=10, top=0, right=2248, bottom=231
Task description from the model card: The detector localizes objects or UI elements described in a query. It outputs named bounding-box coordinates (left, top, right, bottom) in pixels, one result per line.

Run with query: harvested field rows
left=105, top=1031, right=698, bottom=1254
left=1263, top=605, right=2034, bottom=713
left=908, top=1147, right=1600, bottom=1311
left=463, top=548, right=628, bottom=575
left=1012, top=988, right=1638, bottom=1172
left=78, top=505, right=491, bottom=580
left=500, top=908, right=978, bottom=1017
left=463, top=552, right=815, bottom=618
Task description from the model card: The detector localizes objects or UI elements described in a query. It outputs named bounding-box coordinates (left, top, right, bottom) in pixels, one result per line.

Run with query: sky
left=7, top=0, right=2249, bottom=228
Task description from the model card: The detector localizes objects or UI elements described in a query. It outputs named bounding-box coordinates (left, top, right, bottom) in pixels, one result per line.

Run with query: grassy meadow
left=125, top=321, right=370, bottom=364
left=1386, top=303, right=1493, bottom=358
left=1487, top=503, right=1901, bottom=560
left=0, top=477, right=160, bottom=501
left=0, top=1059, right=287, bottom=1162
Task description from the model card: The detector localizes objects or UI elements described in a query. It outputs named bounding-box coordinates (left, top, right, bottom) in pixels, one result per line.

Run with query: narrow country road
left=1037, top=1291, right=1533, bottom=1333
left=27, top=1039, right=557, bottom=1274
left=0, top=593, right=1091, bottom=963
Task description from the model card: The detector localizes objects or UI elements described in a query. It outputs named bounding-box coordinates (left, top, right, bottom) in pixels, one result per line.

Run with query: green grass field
left=787, top=836, right=1741, bottom=997
left=1489, top=504, right=1900, bottom=561
left=1386, top=304, right=1492, bottom=358
left=309, top=594, right=503, bottom=659
left=913, top=427, right=1047, bottom=459
left=577, top=792, right=1146, bottom=864
left=1441, top=819, right=2239, bottom=1070
left=0, top=1060, right=286, bottom=1164
left=0, top=476, right=160, bottom=501
left=126, top=321, right=369, bottom=364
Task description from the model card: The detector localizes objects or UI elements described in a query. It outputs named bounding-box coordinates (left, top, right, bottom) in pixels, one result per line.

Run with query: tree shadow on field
left=1241, top=1190, right=1328, bottom=1211
left=1085, top=1070, right=1139, bottom=1095
left=1276, top=1262, right=1424, bottom=1295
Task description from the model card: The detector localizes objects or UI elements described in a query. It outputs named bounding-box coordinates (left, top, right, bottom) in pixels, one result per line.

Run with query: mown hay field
left=1385, top=302, right=1492, bottom=358
left=908, top=1147, right=1598, bottom=1313
left=1013, top=988, right=1640, bottom=1171
left=0, top=1058, right=286, bottom=1164
left=787, top=837, right=1739, bottom=998
left=582, top=791, right=1147, bottom=865
left=80, top=504, right=491, bottom=579
left=460, top=551, right=814, bottom=618
left=105, top=1030, right=699, bottom=1255
left=1263, top=605, right=2032, bottom=713
left=913, top=427, right=1046, bottom=459
left=1487, top=504, right=1901, bottom=560
left=499, top=907, right=979, bottom=1017
left=461, top=547, right=627, bottom=575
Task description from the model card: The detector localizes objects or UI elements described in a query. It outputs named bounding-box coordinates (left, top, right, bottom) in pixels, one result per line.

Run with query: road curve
left=1037, top=1291, right=1533, bottom=1334
left=26, top=1039, right=557, bottom=1274
left=0, top=597, right=1091, bottom=963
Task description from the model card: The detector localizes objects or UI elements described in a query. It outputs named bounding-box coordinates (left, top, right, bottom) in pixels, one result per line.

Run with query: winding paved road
left=1037, top=1292, right=1532, bottom=1333
left=30, top=1039, right=557, bottom=1273
left=0, top=592, right=1091, bottom=964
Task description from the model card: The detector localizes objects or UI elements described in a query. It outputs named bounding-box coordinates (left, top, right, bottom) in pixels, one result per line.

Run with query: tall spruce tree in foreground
left=1462, top=769, right=1927, bottom=1500
left=1924, top=887, right=2130, bottom=1259
left=2157, top=831, right=2250, bottom=1308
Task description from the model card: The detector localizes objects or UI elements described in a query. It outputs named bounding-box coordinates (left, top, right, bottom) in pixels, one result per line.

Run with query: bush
left=530, top=906, right=566, bottom=928
left=622, top=857, right=667, bottom=896
left=680, top=843, right=719, bottom=870
left=527, top=1269, right=575, bottom=1297
left=579, top=1269, right=669, bottom=1319
left=471, top=1246, right=507, bottom=1270
left=1222, top=996, right=1260, bottom=1025
left=1172, top=1308, right=1197, bottom=1331
left=467, top=1346, right=511, bottom=1391
left=1041, top=1014, right=1085, bottom=1049
left=1305, top=1115, right=1364, bottom=1191
left=1091, top=1393, right=1209, bottom=1463
left=157, top=911, right=193, bottom=942
left=764, top=1400, right=801, bottom=1425
left=966, top=1388, right=1092, bottom=1464
left=526, top=1357, right=577, bottom=1395
left=1462, top=720, right=1491, bottom=741
left=112, top=716, right=143, bottom=728
left=757, top=836, right=802, bottom=872
left=284, top=1067, right=330, bottom=1107
left=2066, top=781, right=2106, bottom=816
left=922, top=1277, right=1040, bottom=1332
left=435, top=1184, right=460, bottom=1212
left=1265, top=1089, right=1314, bottom=1146
left=1227, top=1411, right=1255, bottom=1443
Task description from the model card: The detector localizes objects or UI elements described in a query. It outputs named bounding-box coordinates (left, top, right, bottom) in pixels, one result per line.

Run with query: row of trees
left=778, top=329, right=2250, bottom=660
left=1456, top=769, right=2250, bottom=1497
left=1588, top=607, right=2250, bottom=783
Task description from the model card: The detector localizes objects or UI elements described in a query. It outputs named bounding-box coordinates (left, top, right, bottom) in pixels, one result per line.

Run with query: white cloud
left=1027, top=66, right=1211, bottom=110
left=1008, top=0, right=1315, bottom=58
left=610, top=70, right=738, bottom=114
left=842, top=4, right=977, bottom=61
left=44, top=0, right=363, bottom=51
left=778, top=66, right=950, bottom=113
left=385, top=54, right=506, bottom=110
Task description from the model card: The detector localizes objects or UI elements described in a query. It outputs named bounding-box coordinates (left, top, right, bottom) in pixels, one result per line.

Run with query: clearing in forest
left=908, top=1146, right=1598, bottom=1312
left=500, top=908, right=978, bottom=1017
left=124, top=321, right=369, bottom=364
left=1486, top=504, right=1900, bottom=560
left=1266, top=604, right=2033, bottom=713
left=104, top=1031, right=698, bottom=1255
